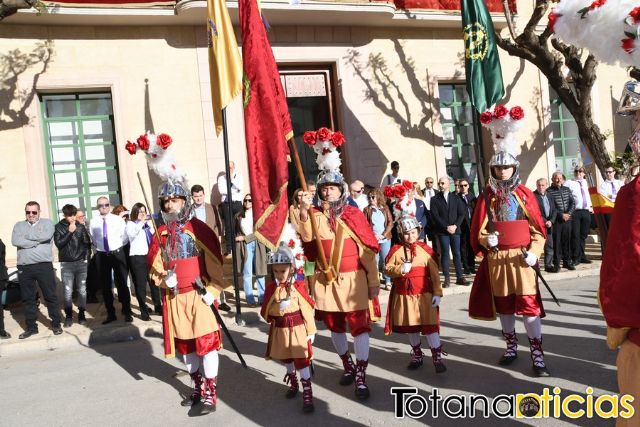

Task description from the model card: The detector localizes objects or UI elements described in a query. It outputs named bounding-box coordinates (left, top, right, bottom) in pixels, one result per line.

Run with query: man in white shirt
left=349, top=180, right=368, bottom=211
left=89, top=196, right=132, bottom=324
left=381, top=161, right=403, bottom=186
left=599, top=166, right=624, bottom=202
left=217, top=161, right=244, bottom=255
left=566, top=166, right=593, bottom=265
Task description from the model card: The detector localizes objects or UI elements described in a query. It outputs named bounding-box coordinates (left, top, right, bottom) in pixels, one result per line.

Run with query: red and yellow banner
left=589, top=187, right=615, bottom=214
left=240, top=0, right=293, bottom=250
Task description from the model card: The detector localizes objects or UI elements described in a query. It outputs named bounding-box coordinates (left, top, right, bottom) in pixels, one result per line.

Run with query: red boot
left=338, top=352, right=356, bottom=386
left=200, top=377, right=217, bottom=414
left=181, top=371, right=202, bottom=406
left=407, top=344, right=424, bottom=370
left=529, top=337, right=550, bottom=377
left=498, top=330, right=518, bottom=366
left=283, top=371, right=299, bottom=398
left=430, top=345, right=447, bottom=374
left=354, top=359, right=370, bottom=400
left=301, top=378, right=314, bottom=413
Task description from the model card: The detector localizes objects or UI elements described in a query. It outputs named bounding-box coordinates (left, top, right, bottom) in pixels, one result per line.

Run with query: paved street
left=0, top=275, right=619, bottom=426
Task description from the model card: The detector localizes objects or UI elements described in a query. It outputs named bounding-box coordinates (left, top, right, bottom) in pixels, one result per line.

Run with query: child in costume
left=260, top=237, right=317, bottom=413
left=384, top=215, right=446, bottom=373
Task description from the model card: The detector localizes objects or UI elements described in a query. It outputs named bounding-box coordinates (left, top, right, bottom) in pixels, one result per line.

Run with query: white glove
left=307, top=334, right=315, bottom=344
left=524, top=251, right=538, bottom=267
left=164, top=271, right=177, bottom=289
left=202, top=291, right=214, bottom=306
left=431, top=295, right=441, bottom=308
left=487, top=234, right=499, bottom=248
left=401, top=262, right=412, bottom=274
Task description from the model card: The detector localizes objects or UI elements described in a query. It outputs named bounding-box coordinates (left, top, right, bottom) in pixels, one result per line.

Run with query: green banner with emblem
left=461, top=0, right=504, bottom=113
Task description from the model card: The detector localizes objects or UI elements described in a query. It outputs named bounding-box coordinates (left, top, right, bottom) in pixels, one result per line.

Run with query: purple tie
left=611, top=182, right=617, bottom=198
left=102, top=218, right=110, bottom=252
left=143, top=223, right=152, bottom=246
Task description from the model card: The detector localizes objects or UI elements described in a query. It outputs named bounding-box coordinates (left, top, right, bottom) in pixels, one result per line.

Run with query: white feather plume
left=278, top=223, right=306, bottom=272
left=131, top=131, right=186, bottom=184
left=553, top=0, right=640, bottom=67
left=312, top=140, right=342, bottom=172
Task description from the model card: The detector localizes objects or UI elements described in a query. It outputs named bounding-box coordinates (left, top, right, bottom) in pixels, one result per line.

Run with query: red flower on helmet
left=622, top=37, right=636, bottom=54
left=480, top=111, right=493, bottom=125
left=383, top=186, right=394, bottom=199
left=136, top=134, right=150, bottom=150
left=125, top=141, right=137, bottom=155
left=156, top=133, right=173, bottom=149
left=402, top=180, right=413, bottom=190
left=493, top=105, right=509, bottom=119
left=393, top=186, right=406, bottom=199
left=509, top=106, right=525, bottom=121
left=630, top=7, right=640, bottom=24
left=288, top=239, right=295, bottom=248
left=303, top=131, right=317, bottom=146
left=547, top=11, right=560, bottom=32
left=316, top=127, right=331, bottom=141
left=330, top=131, right=345, bottom=147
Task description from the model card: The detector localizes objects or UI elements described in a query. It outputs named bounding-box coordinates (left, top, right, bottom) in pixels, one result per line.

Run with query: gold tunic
left=385, top=245, right=442, bottom=329
left=263, top=284, right=317, bottom=360
left=476, top=195, right=545, bottom=297
left=299, top=211, right=379, bottom=312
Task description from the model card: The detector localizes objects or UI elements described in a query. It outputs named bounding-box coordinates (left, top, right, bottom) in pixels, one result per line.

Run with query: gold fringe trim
left=254, top=181, right=289, bottom=251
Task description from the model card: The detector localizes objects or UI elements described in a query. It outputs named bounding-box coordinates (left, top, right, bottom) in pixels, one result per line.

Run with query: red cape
left=468, top=185, right=547, bottom=320
left=147, top=218, right=223, bottom=268
left=600, top=176, right=640, bottom=329
left=260, top=280, right=315, bottom=320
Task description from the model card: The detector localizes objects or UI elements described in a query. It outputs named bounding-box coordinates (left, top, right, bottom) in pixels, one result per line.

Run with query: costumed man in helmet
left=384, top=215, right=446, bottom=373
left=469, top=106, right=550, bottom=377
left=298, top=128, right=380, bottom=400
left=129, top=133, right=226, bottom=415
left=260, top=227, right=317, bottom=413
left=599, top=80, right=640, bottom=427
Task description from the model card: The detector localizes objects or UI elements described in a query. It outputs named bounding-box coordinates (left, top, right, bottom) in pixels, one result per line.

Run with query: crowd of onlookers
left=0, top=160, right=620, bottom=340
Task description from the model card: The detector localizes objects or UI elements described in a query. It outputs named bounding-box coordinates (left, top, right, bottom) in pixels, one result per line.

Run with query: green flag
left=461, top=0, right=504, bottom=113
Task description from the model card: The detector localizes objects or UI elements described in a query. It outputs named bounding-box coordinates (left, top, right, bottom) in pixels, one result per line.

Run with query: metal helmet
left=397, top=215, right=421, bottom=234
left=617, top=81, right=640, bottom=116
left=488, top=151, right=521, bottom=193
left=315, top=170, right=349, bottom=209
left=267, top=244, right=295, bottom=266
left=489, top=151, right=520, bottom=169
left=158, top=180, right=192, bottom=225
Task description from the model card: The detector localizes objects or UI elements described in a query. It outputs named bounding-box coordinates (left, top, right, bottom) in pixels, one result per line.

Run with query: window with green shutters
left=40, top=93, right=122, bottom=222
left=549, top=86, right=580, bottom=177
left=438, top=83, right=483, bottom=194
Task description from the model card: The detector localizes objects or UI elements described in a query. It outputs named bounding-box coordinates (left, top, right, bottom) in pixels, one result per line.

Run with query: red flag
left=240, top=0, right=293, bottom=250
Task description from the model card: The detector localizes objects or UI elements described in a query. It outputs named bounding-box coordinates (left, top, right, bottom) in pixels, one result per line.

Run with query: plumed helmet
left=489, top=151, right=520, bottom=169
left=158, top=181, right=189, bottom=200
left=267, top=244, right=295, bottom=266
left=158, top=180, right=192, bottom=225
left=617, top=81, right=640, bottom=116
left=397, top=215, right=421, bottom=234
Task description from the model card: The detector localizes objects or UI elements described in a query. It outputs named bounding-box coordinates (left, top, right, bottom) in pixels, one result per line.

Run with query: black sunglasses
left=98, top=203, right=110, bottom=208
left=25, top=210, right=38, bottom=215
left=244, top=199, right=252, bottom=202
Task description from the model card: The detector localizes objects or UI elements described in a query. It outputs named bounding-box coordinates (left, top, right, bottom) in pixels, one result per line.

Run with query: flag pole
left=287, top=137, right=335, bottom=283
left=221, top=107, right=245, bottom=326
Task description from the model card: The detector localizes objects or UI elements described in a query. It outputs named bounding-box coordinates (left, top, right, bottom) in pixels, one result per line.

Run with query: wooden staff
left=287, top=137, right=336, bottom=283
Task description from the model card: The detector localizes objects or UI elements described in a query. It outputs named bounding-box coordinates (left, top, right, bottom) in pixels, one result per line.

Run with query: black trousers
left=571, top=209, right=591, bottom=262
left=543, top=226, right=554, bottom=268
left=218, top=200, right=243, bottom=253
left=128, top=255, right=161, bottom=313
left=95, top=249, right=131, bottom=317
left=18, top=262, right=61, bottom=330
left=553, top=220, right=572, bottom=266
left=0, top=280, right=5, bottom=331
left=459, top=227, right=475, bottom=271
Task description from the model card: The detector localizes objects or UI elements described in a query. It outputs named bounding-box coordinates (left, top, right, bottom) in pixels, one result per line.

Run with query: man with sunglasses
left=457, top=179, right=477, bottom=275
left=89, top=196, right=132, bottom=324
left=599, top=166, right=624, bottom=228
left=11, top=201, right=62, bottom=339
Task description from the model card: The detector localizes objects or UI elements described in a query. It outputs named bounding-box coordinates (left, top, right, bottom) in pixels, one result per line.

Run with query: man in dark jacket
left=457, top=179, right=477, bottom=274
left=430, top=176, right=467, bottom=287
left=534, top=178, right=558, bottom=273
left=54, top=204, right=91, bottom=327
left=0, top=238, right=10, bottom=339
left=547, top=172, right=576, bottom=271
